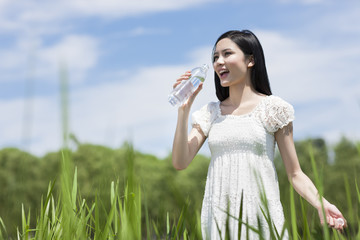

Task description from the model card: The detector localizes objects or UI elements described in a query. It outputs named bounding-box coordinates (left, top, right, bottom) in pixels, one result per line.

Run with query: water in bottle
left=168, top=64, right=209, bottom=107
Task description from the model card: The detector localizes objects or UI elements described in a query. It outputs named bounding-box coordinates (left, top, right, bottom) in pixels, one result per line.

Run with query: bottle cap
left=337, top=218, right=345, bottom=227
left=202, top=64, right=209, bottom=71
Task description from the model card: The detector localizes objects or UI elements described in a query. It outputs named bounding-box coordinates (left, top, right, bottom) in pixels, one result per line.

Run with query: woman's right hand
left=318, top=201, right=347, bottom=232
left=171, top=70, right=206, bottom=170
left=173, top=71, right=203, bottom=111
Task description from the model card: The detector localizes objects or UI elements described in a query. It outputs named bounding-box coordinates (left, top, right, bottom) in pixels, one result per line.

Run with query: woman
left=171, top=30, right=346, bottom=239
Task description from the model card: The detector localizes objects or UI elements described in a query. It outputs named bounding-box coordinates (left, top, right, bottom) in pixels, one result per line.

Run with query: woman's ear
left=248, top=55, right=255, bottom=68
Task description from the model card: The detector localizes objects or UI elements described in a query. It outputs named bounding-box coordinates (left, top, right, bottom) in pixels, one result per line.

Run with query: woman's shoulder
left=257, top=95, right=295, bottom=133
left=258, top=95, right=294, bottom=112
left=263, top=95, right=292, bottom=106
left=195, top=101, right=220, bottom=113
left=192, top=101, right=220, bottom=136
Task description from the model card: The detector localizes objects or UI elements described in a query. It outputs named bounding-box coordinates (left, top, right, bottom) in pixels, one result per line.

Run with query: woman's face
left=213, top=38, right=253, bottom=87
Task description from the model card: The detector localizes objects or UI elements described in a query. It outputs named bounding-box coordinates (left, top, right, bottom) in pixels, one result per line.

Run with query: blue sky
left=0, top=0, right=359, bottom=157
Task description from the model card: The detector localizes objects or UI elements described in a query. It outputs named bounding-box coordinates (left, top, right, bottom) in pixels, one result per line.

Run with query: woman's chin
left=220, top=81, right=230, bottom=87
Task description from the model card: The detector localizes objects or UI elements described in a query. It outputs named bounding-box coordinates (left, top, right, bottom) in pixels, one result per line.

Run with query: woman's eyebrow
left=213, top=48, right=232, bottom=55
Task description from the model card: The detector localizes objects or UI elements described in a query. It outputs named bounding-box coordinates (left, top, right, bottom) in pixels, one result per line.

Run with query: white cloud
left=0, top=0, right=221, bottom=35
left=277, top=0, right=329, bottom=4
left=0, top=35, right=98, bottom=84
left=68, top=52, right=215, bottom=154
left=68, top=0, right=220, bottom=17
left=0, top=95, right=62, bottom=154
left=1, top=30, right=359, bottom=157
left=257, top=30, right=360, bottom=141
left=258, top=30, right=360, bottom=102
left=128, top=27, right=170, bottom=37
left=37, top=35, right=98, bottom=83
left=0, top=50, right=214, bottom=156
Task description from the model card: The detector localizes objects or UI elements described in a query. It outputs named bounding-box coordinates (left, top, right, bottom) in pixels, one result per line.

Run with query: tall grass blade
left=220, top=204, right=260, bottom=239
left=356, top=222, right=360, bottom=240
left=94, top=196, right=100, bottom=240
left=309, top=144, right=330, bottom=240
left=299, top=197, right=311, bottom=240
left=224, top=204, right=230, bottom=240
left=0, top=217, right=7, bottom=239
left=258, top=185, right=278, bottom=240
left=110, top=181, right=118, bottom=236
left=355, top=179, right=360, bottom=206
left=72, top=167, right=78, bottom=210
left=215, top=219, right=223, bottom=240
left=102, top=181, right=117, bottom=239
left=256, top=215, right=264, bottom=240
left=151, top=220, right=161, bottom=239
left=183, top=228, right=188, bottom=240
left=192, top=210, right=202, bottom=240
left=144, top=194, right=152, bottom=239
left=246, top=217, right=249, bottom=240
left=238, top=190, right=244, bottom=239
left=166, top=212, right=170, bottom=238
left=174, top=200, right=188, bottom=239
left=289, top=185, right=298, bottom=240
left=21, top=204, right=28, bottom=240
left=343, top=174, right=354, bottom=225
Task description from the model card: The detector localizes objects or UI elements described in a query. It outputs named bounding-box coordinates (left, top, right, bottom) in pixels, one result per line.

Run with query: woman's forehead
left=214, top=38, right=239, bottom=53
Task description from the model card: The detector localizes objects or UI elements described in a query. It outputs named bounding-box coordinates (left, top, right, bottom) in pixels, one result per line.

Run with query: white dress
left=192, top=95, right=294, bottom=240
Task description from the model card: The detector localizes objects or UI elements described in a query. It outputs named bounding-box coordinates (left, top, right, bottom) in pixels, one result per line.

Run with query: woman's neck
left=227, top=81, right=257, bottom=106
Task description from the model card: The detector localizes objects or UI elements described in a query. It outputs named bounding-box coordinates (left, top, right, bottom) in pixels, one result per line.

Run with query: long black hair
left=213, top=30, right=272, bottom=101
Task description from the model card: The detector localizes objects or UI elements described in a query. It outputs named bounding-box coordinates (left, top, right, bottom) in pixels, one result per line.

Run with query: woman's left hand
left=318, top=201, right=347, bottom=231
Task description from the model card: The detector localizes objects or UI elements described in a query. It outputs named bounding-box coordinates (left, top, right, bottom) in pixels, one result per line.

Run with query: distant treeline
left=0, top=137, right=359, bottom=237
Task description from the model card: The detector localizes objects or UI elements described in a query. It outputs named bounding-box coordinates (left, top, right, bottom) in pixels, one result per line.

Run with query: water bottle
left=337, top=218, right=345, bottom=227
left=168, top=64, right=209, bottom=107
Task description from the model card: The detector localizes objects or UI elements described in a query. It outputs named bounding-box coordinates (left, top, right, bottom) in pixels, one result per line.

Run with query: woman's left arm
left=275, top=122, right=346, bottom=231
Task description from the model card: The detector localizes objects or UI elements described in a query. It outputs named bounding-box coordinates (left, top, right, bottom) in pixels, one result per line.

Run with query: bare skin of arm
left=171, top=71, right=207, bottom=170
left=275, top=122, right=346, bottom=231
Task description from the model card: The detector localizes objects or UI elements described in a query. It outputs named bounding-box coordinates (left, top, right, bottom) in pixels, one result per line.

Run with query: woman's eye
left=224, top=51, right=232, bottom=56
left=213, top=56, right=219, bottom=62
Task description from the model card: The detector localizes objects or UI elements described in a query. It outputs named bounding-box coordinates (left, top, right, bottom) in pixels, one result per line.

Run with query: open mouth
left=219, top=69, right=229, bottom=78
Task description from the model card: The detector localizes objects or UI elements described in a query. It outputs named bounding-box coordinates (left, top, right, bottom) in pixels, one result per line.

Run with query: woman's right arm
left=171, top=71, right=207, bottom=170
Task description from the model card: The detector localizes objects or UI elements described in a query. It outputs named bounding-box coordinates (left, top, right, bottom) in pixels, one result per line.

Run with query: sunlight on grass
left=0, top=142, right=358, bottom=239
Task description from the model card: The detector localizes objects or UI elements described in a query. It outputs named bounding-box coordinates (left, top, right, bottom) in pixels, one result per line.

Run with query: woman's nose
left=215, top=56, right=224, bottom=65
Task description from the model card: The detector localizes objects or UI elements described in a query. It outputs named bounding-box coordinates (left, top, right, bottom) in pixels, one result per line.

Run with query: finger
left=328, top=216, right=335, bottom=228
left=177, top=75, right=190, bottom=82
left=173, top=78, right=187, bottom=89
left=180, top=71, right=192, bottom=79
left=330, top=217, right=336, bottom=227
left=173, top=72, right=192, bottom=88
left=185, top=82, right=203, bottom=106
left=190, top=83, right=203, bottom=100
left=173, top=81, right=182, bottom=89
left=193, top=81, right=203, bottom=94
left=335, top=218, right=345, bottom=230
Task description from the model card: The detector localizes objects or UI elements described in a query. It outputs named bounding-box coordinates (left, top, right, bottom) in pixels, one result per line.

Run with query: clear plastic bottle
left=337, top=218, right=345, bottom=227
left=168, top=64, right=209, bottom=107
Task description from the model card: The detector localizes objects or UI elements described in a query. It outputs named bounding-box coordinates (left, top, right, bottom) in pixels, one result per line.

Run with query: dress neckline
left=217, top=95, right=271, bottom=118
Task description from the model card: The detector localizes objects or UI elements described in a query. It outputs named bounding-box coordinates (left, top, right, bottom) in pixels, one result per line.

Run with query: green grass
left=0, top=142, right=359, bottom=239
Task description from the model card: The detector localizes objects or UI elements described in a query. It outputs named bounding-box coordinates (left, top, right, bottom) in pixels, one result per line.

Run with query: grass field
left=0, top=143, right=358, bottom=240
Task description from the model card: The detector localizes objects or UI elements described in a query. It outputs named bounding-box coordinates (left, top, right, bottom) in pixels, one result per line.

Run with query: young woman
left=171, top=30, right=346, bottom=239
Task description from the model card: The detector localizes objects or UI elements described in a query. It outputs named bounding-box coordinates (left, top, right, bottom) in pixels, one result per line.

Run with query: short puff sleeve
left=191, top=102, right=218, bottom=137
left=260, top=96, right=295, bottom=133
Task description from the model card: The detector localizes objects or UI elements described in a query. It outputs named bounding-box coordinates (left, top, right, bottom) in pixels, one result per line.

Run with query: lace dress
left=192, top=95, right=294, bottom=240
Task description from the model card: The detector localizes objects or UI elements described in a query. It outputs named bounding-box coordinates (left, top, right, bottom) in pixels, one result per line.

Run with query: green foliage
left=0, top=148, right=46, bottom=235
left=0, top=137, right=359, bottom=239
